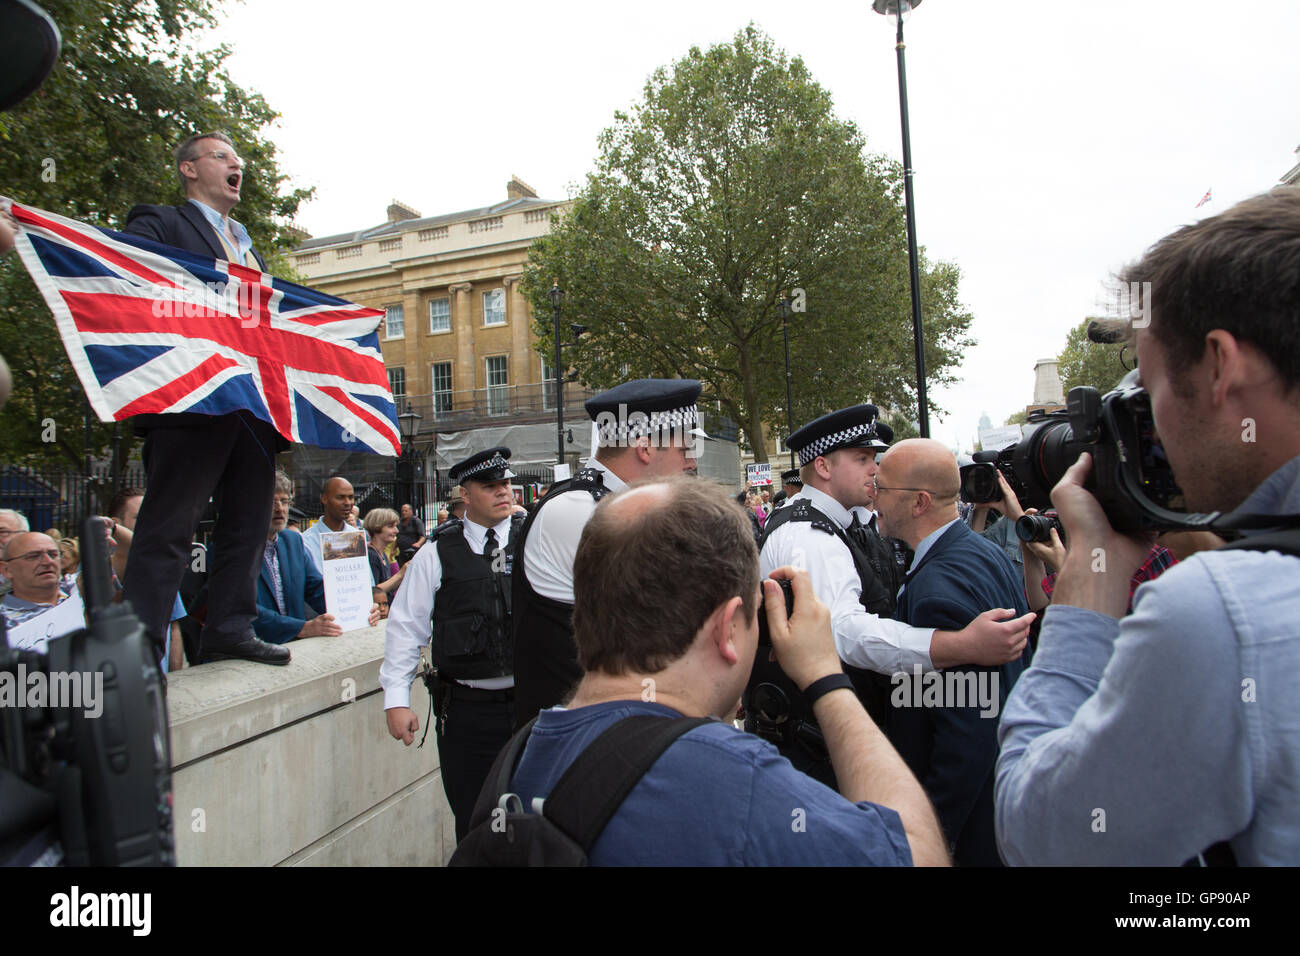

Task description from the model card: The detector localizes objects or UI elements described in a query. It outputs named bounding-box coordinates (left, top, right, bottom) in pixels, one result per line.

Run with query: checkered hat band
left=461, top=454, right=508, bottom=479
left=596, top=404, right=699, bottom=443
left=797, top=422, right=876, bottom=466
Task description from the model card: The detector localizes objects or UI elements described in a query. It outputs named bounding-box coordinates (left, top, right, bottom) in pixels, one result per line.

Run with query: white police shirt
left=379, top=512, right=515, bottom=710
left=760, top=485, right=935, bottom=675
left=520, top=457, right=627, bottom=603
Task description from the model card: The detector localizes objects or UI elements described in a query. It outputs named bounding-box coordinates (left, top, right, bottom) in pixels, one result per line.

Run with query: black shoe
left=201, top=637, right=291, bottom=666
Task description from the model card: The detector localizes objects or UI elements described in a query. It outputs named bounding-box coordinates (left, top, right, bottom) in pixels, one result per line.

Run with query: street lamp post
left=779, top=294, right=795, bottom=470
left=550, top=282, right=564, bottom=466
left=397, top=400, right=421, bottom=515
left=873, top=0, right=930, bottom=438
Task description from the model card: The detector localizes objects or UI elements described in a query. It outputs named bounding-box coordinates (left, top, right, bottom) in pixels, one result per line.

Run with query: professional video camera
left=960, top=372, right=1300, bottom=534
left=0, top=516, right=175, bottom=866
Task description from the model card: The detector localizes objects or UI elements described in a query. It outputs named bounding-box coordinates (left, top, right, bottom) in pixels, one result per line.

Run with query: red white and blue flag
left=1195, top=188, right=1212, bottom=208
left=9, top=202, right=400, bottom=456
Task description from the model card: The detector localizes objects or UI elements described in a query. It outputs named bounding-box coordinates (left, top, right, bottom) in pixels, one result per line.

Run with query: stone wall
left=166, top=624, right=454, bottom=866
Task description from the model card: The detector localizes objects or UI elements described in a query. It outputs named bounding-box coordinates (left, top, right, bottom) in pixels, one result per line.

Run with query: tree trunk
left=737, top=343, right=768, bottom=464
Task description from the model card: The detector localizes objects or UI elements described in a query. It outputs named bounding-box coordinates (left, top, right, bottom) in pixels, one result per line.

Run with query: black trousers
left=122, top=413, right=278, bottom=657
left=436, top=691, right=515, bottom=843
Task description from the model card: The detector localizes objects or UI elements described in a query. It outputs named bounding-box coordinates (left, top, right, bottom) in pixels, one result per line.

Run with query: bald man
left=874, top=439, right=1031, bottom=866
left=1, top=532, right=82, bottom=650
left=301, top=476, right=372, bottom=580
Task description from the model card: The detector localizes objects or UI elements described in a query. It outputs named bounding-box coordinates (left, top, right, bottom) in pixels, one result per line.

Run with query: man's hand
left=1048, top=452, right=1154, bottom=618
left=367, top=603, right=381, bottom=627
left=386, top=706, right=419, bottom=745
left=0, top=203, right=17, bottom=257
left=994, top=471, right=1026, bottom=523
left=298, top=613, right=343, bottom=638
left=932, top=607, right=1035, bottom=668
left=763, top=566, right=838, bottom=692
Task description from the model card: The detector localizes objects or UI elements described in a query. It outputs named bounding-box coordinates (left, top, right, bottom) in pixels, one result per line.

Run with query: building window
left=385, top=305, right=404, bottom=339
left=541, top=355, right=556, bottom=410
left=432, top=362, right=452, bottom=417
left=429, top=297, right=450, bottom=334
left=486, top=355, right=509, bottom=416
left=387, top=368, right=406, bottom=402
left=483, top=289, right=505, bottom=327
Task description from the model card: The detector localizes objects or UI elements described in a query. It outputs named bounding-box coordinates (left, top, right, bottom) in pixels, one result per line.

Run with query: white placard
left=746, top=462, right=772, bottom=486
left=319, top=530, right=371, bottom=632
left=553, top=462, right=571, bottom=482
left=979, top=424, right=1023, bottom=451
left=6, top=587, right=86, bottom=652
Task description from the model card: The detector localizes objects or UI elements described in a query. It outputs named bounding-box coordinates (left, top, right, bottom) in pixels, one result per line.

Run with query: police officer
left=512, top=378, right=705, bottom=727
left=380, top=446, right=523, bottom=842
left=772, top=468, right=803, bottom=509
left=745, top=404, right=1034, bottom=785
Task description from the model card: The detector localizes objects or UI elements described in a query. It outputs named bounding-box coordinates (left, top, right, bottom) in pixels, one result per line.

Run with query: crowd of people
left=3, top=120, right=1297, bottom=868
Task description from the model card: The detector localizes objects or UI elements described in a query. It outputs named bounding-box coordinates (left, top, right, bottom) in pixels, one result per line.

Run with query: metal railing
left=394, top=382, right=598, bottom=433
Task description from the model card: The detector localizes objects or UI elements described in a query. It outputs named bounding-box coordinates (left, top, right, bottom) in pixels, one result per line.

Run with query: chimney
left=386, top=199, right=421, bottom=224
left=506, top=175, right=537, bottom=200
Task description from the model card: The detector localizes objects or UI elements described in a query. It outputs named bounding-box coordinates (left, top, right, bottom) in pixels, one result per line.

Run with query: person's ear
left=635, top=436, right=653, bottom=465
left=813, top=455, right=832, bottom=481
left=1204, top=329, right=1245, bottom=408
left=714, top=595, right=746, bottom=665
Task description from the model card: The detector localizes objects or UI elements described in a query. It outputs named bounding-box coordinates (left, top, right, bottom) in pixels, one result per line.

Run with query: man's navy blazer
left=124, top=201, right=267, bottom=270
left=891, top=520, right=1031, bottom=866
left=254, top=528, right=327, bottom=645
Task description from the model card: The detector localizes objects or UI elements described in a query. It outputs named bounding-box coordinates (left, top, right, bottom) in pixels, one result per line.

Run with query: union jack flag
left=8, top=202, right=400, bottom=456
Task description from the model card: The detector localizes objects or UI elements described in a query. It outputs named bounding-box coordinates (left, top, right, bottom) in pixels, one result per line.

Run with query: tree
left=882, top=411, right=920, bottom=443
left=1004, top=409, right=1028, bottom=427
left=1057, top=317, right=1129, bottom=397
left=0, top=0, right=312, bottom=470
left=522, top=25, right=975, bottom=462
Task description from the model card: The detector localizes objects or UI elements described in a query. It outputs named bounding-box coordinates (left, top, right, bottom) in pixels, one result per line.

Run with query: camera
left=1015, top=511, right=1064, bottom=544
left=963, top=374, right=1203, bottom=533
left=755, top=577, right=795, bottom=647
left=0, top=517, right=175, bottom=866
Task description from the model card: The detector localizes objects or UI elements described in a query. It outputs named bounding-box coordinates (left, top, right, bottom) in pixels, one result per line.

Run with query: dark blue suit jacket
left=254, top=529, right=327, bottom=644
left=891, top=520, right=1031, bottom=866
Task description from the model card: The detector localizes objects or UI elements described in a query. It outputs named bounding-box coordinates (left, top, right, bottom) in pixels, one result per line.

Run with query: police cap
left=449, top=446, right=516, bottom=484
left=787, top=404, right=886, bottom=466
left=584, top=378, right=707, bottom=447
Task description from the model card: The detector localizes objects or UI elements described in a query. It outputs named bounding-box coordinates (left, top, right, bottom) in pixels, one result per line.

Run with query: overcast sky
left=212, top=0, right=1300, bottom=450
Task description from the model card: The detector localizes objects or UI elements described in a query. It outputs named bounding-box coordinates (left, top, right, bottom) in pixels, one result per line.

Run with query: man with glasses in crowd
left=120, top=130, right=289, bottom=666
left=747, top=404, right=1035, bottom=785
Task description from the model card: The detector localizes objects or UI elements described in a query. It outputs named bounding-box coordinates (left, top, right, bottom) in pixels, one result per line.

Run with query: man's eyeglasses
left=195, top=149, right=244, bottom=168
left=6, top=548, right=61, bottom=564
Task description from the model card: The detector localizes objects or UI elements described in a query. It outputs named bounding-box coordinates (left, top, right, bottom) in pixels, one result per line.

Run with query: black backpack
left=449, top=714, right=711, bottom=866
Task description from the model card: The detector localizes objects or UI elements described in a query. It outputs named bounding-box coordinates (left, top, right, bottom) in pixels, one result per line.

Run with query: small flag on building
left=1195, top=188, right=1212, bottom=208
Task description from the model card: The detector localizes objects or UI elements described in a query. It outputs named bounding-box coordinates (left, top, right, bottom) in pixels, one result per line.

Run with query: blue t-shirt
left=510, top=700, right=913, bottom=866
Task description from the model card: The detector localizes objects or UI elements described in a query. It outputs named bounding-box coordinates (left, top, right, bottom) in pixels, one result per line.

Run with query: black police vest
left=429, top=514, right=524, bottom=682
left=510, top=467, right=613, bottom=727
left=744, top=497, right=899, bottom=773
left=760, top=499, right=896, bottom=617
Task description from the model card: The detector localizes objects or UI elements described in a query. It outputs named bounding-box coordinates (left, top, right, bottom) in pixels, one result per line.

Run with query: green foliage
left=882, top=411, right=920, bottom=443
left=523, top=25, right=974, bottom=461
left=0, top=0, right=312, bottom=468
left=1057, top=317, right=1128, bottom=397
left=1004, top=409, right=1028, bottom=427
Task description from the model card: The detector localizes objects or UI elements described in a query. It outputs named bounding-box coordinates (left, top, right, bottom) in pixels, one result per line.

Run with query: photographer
left=503, top=476, right=949, bottom=865
left=996, top=187, right=1300, bottom=866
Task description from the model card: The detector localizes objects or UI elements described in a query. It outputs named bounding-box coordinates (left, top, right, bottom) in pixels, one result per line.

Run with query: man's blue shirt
left=510, top=699, right=913, bottom=866
left=996, top=454, right=1300, bottom=865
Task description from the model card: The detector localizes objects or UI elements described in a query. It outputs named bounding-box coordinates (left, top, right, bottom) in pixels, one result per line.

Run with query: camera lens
left=1015, top=513, right=1061, bottom=543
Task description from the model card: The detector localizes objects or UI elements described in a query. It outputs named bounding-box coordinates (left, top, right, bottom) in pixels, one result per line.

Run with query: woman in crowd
left=364, top=508, right=407, bottom=599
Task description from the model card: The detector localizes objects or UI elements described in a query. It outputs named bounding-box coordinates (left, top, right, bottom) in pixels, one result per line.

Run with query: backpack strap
left=542, top=715, right=712, bottom=852
left=464, top=717, right=538, bottom=831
